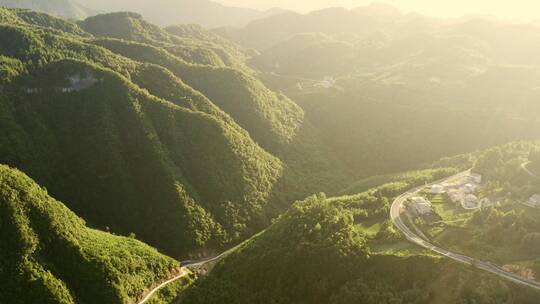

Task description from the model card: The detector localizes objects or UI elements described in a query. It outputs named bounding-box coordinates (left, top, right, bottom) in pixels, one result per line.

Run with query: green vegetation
left=3, top=6, right=540, bottom=303
left=0, top=8, right=351, bottom=257
left=76, top=0, right=278, bottom=28
left=146, top=276, right=195, bottom=304
left=408, top=143, right=540, bottom=267
left=0, top=0, right=95, bottom=20
left=473, top=142, right=540, bottom=200
left=340, top=168, right=459, bottom=195
left=182, top=146, right=540, bottom=304
left=225, top=5, right=540, bottom=178
left=87, top=36, right=304, bottom=149
left=183, top=193, right=540, bottom=304
left=0, top=164, right=185, bottom=304
left=529, top=148, right=540, bottom=173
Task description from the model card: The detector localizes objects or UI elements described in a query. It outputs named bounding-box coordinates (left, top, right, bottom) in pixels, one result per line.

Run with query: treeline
left=473, top=142, right=540, bottom=199
left=469, top=207, right=540, bottom=255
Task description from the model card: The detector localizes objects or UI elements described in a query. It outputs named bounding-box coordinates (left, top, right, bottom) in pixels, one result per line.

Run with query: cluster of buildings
left=407, top=196, right=434, bottom=216
left=525, top=194, right=540, bottom=208
left=430, top=173, right=485, bottom=210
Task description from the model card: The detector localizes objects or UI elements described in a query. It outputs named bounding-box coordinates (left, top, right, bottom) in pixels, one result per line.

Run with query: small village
left=406, top=171, right=540, bottom=220
left=405, top=172, right=485, bottom=218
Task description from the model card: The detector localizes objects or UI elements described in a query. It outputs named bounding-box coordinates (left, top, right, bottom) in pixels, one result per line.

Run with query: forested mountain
left=75, top=0, right=284, bottom=27
left=0, top=0, right=285, bottom=27
left=222, top=4, right=540, bottom=177
left=182, top=144, right=540, bottom=303
left=0, top=165, right=182, bottom=304
left=2, top=5, right=540, bottom=303
left=0, top=8, right=348, bottom=258
left=0, top=0, right=96, bottom=19
left=183, top=181, right=540, bottom=304
left=529, top=149, right=540, bottom=173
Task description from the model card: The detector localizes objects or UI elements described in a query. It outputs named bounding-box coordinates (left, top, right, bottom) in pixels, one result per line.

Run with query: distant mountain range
left=0, top=0, right=97, bottom=19
left=0, top=0, right=287, bottom=27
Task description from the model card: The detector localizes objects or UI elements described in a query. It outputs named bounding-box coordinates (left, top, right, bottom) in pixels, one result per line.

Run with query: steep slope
left=0, top=11, right=288, bottom=256
left=218, top=5, right=404, bottom=49
left=80, top=12, right=351, bottom=201
left=0, top=58, right=283, bottom=256
left=0, top=0, right=96, bottom=20
left=0, top=164, right=182, bottom=304
left=249, top=32, right=356, bottom=78
left=79, top=12, right=305, bottom=150
left=0, top=8, right=351, bottom=257
left=0, top=7, right=89, bottom=36
left=165, top=24, right=249, bottom=70
left=183, top=186, right=540, bottom=304
left=76, top=0, right=282, bottom=28
left=90, top=37, right=302, bottom=149
left=224, top=5, right=540, bottom=178
left=529, top=149, right=540, bottom=173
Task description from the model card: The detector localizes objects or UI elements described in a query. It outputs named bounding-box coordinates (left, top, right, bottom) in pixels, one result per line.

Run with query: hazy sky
left=216, top=0, right=540, bottom=20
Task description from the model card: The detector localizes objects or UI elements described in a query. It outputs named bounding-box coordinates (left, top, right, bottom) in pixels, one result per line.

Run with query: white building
left=447, top=189, right=461, bottom=204
left=315, top=77, right=336, bottom=89
left=408, top=197, right=433, bottom=216
left=528, top=194, right=540, bottom=207
left=464, top=183, right=476, bottom=194
left=463, top=194, right=480, bottom=209
left=430, top=184, right=445, bottom=194
left=469, top=173, right=482, bottom=184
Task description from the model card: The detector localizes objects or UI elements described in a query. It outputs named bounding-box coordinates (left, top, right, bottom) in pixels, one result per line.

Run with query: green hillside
left=183, top=166, right=540, bottom=304
left=0, top=9, right=295, bottom=256
left=79, top=12, right=305, bottom=150
left=227, top=5, right=540, bottom=178
left=165, top=24, right=249, bottom=70
left=529, top=149, right=540, bottom=173
left=78, top=12, right=350, bottom=199
left=75, top=0, right=280, bottom=28
left=0, top=0, right=96, bottom=20
left=0, top=57, right=283, bottom=256
left=79, top=12, right=246, bottom=69
left=0, top=8, right=350, bottom=258
left=0, top=164, right=184, bottom=304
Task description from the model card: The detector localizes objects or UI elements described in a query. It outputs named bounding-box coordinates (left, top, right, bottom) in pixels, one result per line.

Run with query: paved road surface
left=390, top=170, right=540, bottom=291
left=137, top=230, right=263, bottom=304
left=140, top=168, right=540, bottom=303
left=137, top=268, right=189, bottom=304
left=521, top=161, right=540, bottom=180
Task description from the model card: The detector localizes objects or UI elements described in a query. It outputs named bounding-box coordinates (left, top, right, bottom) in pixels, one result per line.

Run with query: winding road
left=137, top=231, right=263, bottom=304
left=140, top=167, right=540, bottom=303
left=390, top=170, right=540, bottom=290
left=521, top=161, right=540, bottom=180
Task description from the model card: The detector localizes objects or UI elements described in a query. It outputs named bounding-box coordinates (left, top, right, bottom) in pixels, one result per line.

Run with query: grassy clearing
left=419, top=196, right=540, bottom=265
left=370, top=240, right=427, bottom=256
left=355, top=216, right=384, bottom=237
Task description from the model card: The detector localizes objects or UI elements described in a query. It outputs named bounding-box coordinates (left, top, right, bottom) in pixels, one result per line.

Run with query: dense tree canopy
left=0, top=165, right=182, bottom=304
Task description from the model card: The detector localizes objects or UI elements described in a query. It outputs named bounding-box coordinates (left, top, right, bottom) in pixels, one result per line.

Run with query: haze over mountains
left=1, top=2, right=540, bottom=303
left=220, top=4, right=540, bottom=175
left=0, top=0, right=287, bottom=27
left=0, top=0, right=96, bottom=19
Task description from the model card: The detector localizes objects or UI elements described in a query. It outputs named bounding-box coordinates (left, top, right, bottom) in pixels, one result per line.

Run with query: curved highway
left=521, top=161, right=540, bottom=180
left=140, top=168, right=540, bottom=303
left=390, top=170, right=540, bottom=291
